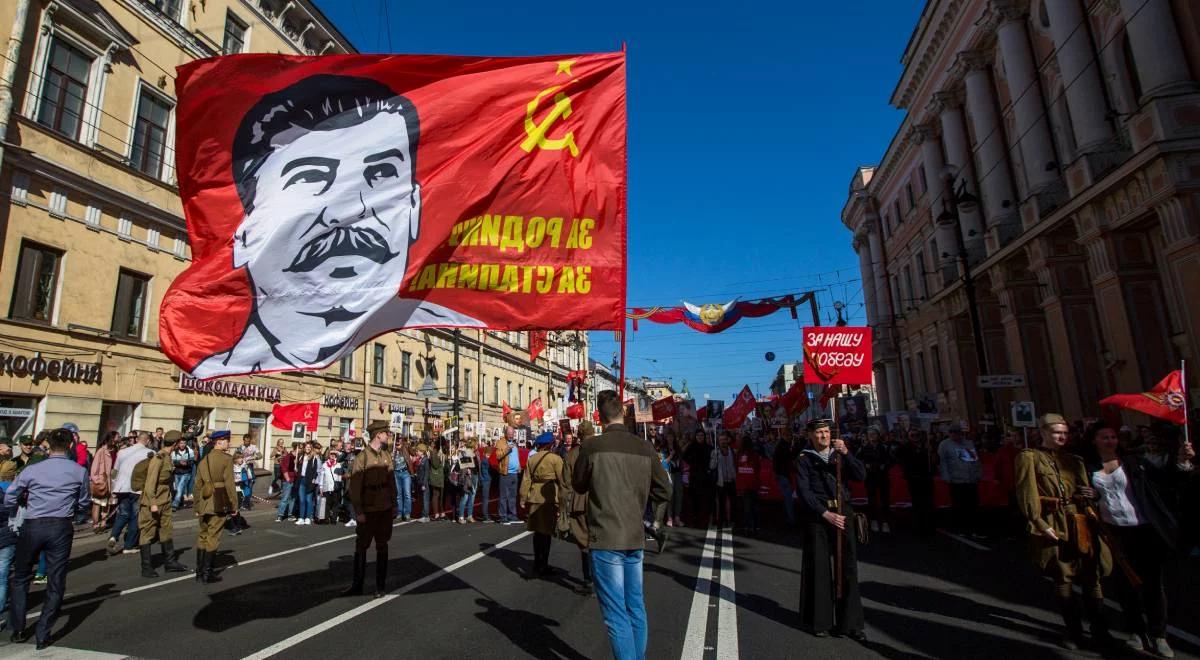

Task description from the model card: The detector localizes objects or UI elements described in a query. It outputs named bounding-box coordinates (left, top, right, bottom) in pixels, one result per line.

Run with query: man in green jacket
left=572, top=390, right=671, bottom=660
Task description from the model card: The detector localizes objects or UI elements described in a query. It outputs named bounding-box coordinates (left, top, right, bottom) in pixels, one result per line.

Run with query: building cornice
left=891, top=0, right=971, bottom=110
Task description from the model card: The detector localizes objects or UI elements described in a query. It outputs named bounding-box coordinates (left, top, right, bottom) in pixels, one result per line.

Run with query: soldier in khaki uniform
left=562, top=421, right=596, bottom=594
left=194, top=430, right=238, bottom=584
left=138, top=430, right=189, bottom=578
left=345, top=420, right=397, bottom=598
left=1015, top=414, right=1112, bottom=650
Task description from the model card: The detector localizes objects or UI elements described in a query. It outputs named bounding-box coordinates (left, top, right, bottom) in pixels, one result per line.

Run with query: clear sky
left=314, top=0, right=924, bottom=404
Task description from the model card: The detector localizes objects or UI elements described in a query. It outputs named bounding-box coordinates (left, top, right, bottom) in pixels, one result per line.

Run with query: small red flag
left=529, top=331, right=547, bottom=363
left=566, top=402, right=585, bottom=419
left=780, top=379, right=809, bottom=415
left=723, top=386, right=756, bottom=428
left=271, top=402, right=318, bottom=431
left=1100, top=370, right=1187, bottom=425
left=502, top=401, right=513, bottom=418
left=818, top=384, right=842, bottom=411
left=527, top=398, right=545, bottom=420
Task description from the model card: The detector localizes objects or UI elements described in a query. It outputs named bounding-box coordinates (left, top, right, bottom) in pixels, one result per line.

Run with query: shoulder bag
left=202, top=455, right=233, bottom=515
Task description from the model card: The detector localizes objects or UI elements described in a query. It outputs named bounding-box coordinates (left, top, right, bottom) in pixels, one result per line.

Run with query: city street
left=2, top=499, right=1197, bottom=659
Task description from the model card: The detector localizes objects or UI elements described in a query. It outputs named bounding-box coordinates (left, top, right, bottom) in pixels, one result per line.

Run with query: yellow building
left=0, top=0, right=587, bottom=453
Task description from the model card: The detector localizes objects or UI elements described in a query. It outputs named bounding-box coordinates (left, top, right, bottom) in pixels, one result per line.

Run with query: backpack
left=129, top=450, right=155, bottom=492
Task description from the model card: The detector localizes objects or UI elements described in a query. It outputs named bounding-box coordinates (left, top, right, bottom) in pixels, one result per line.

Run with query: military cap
left=805, top=418, right=832, bottom=432
left=209, top=430, right=231, bottom=441
left=366, top=420, right=391, bottom=437
left=1039, top=413, right=1068, bottom=428
left=164, top=430, right=183, bottom=442
left=17, top=435, right=33, bottom=446
left=535, top=431, right=554, bottom=446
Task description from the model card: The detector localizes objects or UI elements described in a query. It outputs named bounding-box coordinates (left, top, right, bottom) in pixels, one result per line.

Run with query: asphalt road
left=0, top=498, right=1197, bottom=660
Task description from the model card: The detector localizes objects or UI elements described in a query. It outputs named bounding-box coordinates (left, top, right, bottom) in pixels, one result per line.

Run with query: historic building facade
left=0, top=0, right=587, bottom=452
left=843, top=0, right=1200, bottom=425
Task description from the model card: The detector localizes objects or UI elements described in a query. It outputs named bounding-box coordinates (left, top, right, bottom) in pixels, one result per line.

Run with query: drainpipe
left=0, top=0, right=33, bottom=172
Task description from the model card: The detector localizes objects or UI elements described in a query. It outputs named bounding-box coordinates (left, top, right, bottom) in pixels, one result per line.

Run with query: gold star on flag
left=556, top=59, right=576, bottom=76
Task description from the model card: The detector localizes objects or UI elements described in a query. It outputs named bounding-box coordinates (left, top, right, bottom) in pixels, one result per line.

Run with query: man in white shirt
left=109, top=432, right=153, bottom=555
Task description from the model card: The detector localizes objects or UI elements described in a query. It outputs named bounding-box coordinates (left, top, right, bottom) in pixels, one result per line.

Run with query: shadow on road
left=473, top=597, right=589, bottom=660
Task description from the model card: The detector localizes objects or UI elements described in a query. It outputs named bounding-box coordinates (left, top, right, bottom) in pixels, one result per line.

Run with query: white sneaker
left=345, top=520, right=357, bottom=527
left=881, top=522, right=891, bottom=533
left=295, top=518, right=304, bottom=525
left=418, top=517, right=429, bottom=523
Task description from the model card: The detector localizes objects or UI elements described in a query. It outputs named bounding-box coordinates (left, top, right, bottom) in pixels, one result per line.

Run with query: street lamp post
left=937, top=177, right=998, bottom=431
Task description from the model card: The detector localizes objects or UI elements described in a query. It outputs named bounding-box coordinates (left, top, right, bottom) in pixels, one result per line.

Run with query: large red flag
left=723, top=386, right=756, bottom=428
left=271, top=402, right=319, bottom=431
left=161, top=53, right=626, bottom=379
left=1100, top=370, right=1187, bottom=424
left=527, top=398, right=545, bottom=421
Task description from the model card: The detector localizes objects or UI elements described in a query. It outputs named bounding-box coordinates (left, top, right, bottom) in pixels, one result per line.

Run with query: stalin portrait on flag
left=160, top=53, right=626, bottom=378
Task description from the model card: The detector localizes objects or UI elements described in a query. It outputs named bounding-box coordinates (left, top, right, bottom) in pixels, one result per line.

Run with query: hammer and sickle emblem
left=520, top=84, right=580, bottom=158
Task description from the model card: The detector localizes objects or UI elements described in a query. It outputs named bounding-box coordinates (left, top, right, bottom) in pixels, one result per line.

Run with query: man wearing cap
left=1015, top=413, right=1112, bottom=650
left=794, top=418, right=867, bottom=641
left=345, top=420, right=397, bottom=597
left=938, top=426, right=984, bottom=538
left=194, top=430, right=237, bottom=583
left=5, top=428, right=89, bottom=650
left=521, top=431, right=565, bottom=578
left=138, top=433, right=188, bottom=579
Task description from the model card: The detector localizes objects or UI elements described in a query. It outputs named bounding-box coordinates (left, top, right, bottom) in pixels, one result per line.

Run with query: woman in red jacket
left=735, top=437, right=762, bottom=535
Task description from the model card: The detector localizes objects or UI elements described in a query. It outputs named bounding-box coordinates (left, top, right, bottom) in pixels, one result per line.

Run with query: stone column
left=931, top=90, right=987, bottom=259
left=1042, top=0, right=1114, bottom=152
left=1155, top=195, right=1200, bottom=379
left=993, top=0, right=1060, bottom=196
left=955, top=51, right=1019, bottom=247
left=913, top=124, right=961, bottom=273
left=1078, top=227, right=1143, bottom=393
left=884, top=361, right=904, bottom=413
left=867, top=217, right=891, bottom=320
left=855, top=229, right=879, bottom=324
left=1118, top=0, right=1196, bottom=99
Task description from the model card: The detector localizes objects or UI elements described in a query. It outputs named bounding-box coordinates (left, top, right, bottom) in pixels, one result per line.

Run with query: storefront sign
left=0, top=351, right=101, bottom=385
left=386, top=403, right=416, bottom=415
left=324, top=394, right=359, bottom=410
left=0, top=407, right=32, bottom=418
left=178, top=374, right=280, bottom=402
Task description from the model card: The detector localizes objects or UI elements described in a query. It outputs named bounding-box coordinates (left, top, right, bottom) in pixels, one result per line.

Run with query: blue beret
left=535, top=431, right=554, bottom=446
left=210, top=430, right=231, bottom=440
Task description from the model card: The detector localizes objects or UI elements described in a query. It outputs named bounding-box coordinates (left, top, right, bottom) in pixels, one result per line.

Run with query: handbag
left=90, top=478, right=109, bottom=499
left=555, top=491, right=574, bottom=541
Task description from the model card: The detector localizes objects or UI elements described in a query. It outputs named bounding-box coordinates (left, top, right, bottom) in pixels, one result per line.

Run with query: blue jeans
left=499, top=474, right=518, bottom=522
left=276, top=481, right=296, bottom=519
left=394, top=471, right=412, bottom=518
left=298, top=482, right=315, bottom=520
left=9, top=518, right=73, bottom=644
left=776, top=475, right=795, bottom=525
left=172, top=472, right=192, bottom=509
left=0, top=544, right=14, bottom=615
left=457, top=480, right=477, bottom=520
left=478, top=473, right=492, bottom=519
left=110, top=493, right=139, bottom=550
left=592, top=549, right=647, bottom=660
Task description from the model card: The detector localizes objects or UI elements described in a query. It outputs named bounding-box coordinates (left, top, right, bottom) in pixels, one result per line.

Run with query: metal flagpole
left=1183, top=360, right=1191, bottom=448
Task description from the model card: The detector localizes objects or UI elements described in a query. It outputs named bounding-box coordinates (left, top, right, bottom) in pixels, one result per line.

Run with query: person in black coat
left=896, top=429, right=935, bottom=534
left=1085, top=422, right=1190, bottom=656
left=794, top=418, right=867, bottom=641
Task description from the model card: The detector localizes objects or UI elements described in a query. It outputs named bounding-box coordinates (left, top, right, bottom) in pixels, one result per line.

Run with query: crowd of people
left=0, top=402, right=1191, bottom=657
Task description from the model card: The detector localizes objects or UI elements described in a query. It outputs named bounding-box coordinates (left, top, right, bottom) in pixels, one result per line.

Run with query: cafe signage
left=324, top=394, right=359, bottom=410
left=0, top=351, right=101, bottom=385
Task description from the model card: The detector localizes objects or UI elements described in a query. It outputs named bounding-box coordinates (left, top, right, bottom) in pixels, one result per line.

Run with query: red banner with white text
left=802, top=327, right=873, bottom=385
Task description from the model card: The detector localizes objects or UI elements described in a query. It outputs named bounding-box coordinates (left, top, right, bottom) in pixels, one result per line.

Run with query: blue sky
left=315, top=0, right=923, bottom=403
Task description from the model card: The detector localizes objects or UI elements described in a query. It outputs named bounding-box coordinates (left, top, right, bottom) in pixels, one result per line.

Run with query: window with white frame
left=111, top=269, right=150, bottom=339
left=223, top=12, right=248, bottom=55
left=130, top=88, right=172, bottom=179
left=36, top=38, right=93, bottom=141
left=148, top=0, right=184, bottom=22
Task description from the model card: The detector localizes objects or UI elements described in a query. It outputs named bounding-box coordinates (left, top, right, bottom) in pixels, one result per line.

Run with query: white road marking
left=937, top=529, right=991, bottom=551
left=27, top=520, right=417, bottom=620
left=241, top=530, right=532, bottom=660
left=715, top=527, right=739, bottom=660
left=681, top=526, right=718, bottom=658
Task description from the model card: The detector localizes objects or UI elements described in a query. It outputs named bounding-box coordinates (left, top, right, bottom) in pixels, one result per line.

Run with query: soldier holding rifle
left=794, top=418, right=866, bottom=641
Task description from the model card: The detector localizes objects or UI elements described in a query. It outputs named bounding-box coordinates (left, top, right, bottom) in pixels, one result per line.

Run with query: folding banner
left=272, top=402, right=319, bottom=431
left=652, top=396, right=678, bottom=422
left=161, top=53, right=627, bottom=378
left=1100, top=370, right=1187, bottom=425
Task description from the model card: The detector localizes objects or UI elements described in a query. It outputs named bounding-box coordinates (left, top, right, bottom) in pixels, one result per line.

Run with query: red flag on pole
left=723, top=386, right=756, bottom=428
left=527, top=398, right=545, bottom=420
left=160, top=53, right=627, bottom=379
left=271, top=402, right=318, bottom=431
left=780, top=379, right=809, bottom=415
left=1099, top=370, right=1187, bottom=424
left=529, top=331, right=547, bottom=363
left=818, top=384, right=842, bottom=411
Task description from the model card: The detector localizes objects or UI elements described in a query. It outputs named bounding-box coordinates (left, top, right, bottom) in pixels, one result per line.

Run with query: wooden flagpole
left=1184, top=360, right=1191, bottom=448
left=832, top=395, right=844, bottom=600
